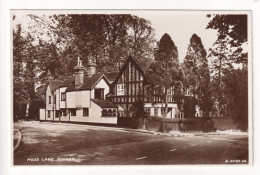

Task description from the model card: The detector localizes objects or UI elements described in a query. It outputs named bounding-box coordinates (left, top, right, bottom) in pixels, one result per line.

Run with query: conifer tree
left=146, top=33, right=182, bottom=117
left=183, top=34, right=212, bottom=117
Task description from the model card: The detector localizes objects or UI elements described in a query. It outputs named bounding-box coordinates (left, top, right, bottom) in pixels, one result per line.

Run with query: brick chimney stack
left=74, top=57, right=85, bottom=89
left=86, top=57, right=96, bottom=77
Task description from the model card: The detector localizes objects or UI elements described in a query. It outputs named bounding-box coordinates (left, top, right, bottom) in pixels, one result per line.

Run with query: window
left=94, top=88, right=104, bottom=99
left=102, top=108, right=117, bottom=117
left=102, top=109, right=107, bottom=116
left=70, top=109, right=76, bottom=116
left=154, top=108, right=158, bottom=117
left=180, top=112, right=184, bottom=118
left=117, top=84, right=124, bottom=96
left=49, top=96, right=51, bottom=104
left=54, top=95, right=56, bottom=104
left=113, top=109, right=117, bottom=116
left=55, top=111, right=59, bottom=118
left=145, top=108, right=151, bottom=116
left=61, top=109, right=66, bottom=116
left=107, top=109, right=112, bottom=116
left=119, top=112, right=125, bottom=117
left=61, top=93, right=66, bottom=101
left=48, top=111, right=51, bottom=118
left=83, top=108, right=89, bottom=117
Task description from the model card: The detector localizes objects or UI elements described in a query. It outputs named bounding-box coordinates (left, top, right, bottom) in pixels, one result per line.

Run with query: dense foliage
left=146, top=33, right=183, bottom=117
left=207, top=14, right=248, bottom=130
left=13, top=13, right=249, bottom=131
left=183, top=34, right=212, bottom=117
left=13, top=14, right=155, bottom=120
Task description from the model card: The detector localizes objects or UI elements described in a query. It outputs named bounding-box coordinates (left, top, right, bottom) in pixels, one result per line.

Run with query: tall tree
left=127, top=16, right=155, bottom=61
left=13, top=22, right=62, bottom=120
left=13, top=24, right=29, bottom=120
left=13, top=14, right=156, bottom=120
left=183, top=34, right=212, bottom=117
left=207, top=14, right=248, bottom=66
left=206, top=14, right=248, bottom=130
left=33, top=14, right=156, bottom=72
left=146, top=33, right=182, bottom=117
left=208, top=39, right=230, bottom=117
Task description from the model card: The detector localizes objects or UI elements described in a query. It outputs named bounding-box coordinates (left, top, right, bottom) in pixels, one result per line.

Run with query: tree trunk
left=25, top=102, right=30, bottom=120
left=164, top=88, right=168, bottom=118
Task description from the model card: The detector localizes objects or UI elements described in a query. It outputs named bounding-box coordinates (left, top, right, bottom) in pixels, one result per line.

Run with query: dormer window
left=94, top=88, right=104, bottom=99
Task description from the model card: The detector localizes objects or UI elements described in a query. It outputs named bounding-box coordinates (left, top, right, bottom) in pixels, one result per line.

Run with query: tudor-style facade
left=40, top=56, right=185, bottom=125
left=108, top=56, right=183, bottom=118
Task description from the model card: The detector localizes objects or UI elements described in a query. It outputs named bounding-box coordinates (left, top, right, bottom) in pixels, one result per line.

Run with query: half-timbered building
left=108, top=56, right=183, bottom=118
left=40, top=56, right=184, bottom=125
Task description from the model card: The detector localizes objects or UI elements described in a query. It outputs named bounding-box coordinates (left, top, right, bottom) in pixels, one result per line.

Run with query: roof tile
left=91, top=99, right=117, bottom=108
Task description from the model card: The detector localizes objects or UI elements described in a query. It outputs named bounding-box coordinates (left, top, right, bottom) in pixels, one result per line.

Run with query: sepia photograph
left=11, top=10, right=251, bottom=165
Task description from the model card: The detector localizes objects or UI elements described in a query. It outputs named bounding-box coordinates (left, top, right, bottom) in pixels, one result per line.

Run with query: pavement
left=13, top=121, right=249, bottom=165
left=32, top=121, right=248, bottom=137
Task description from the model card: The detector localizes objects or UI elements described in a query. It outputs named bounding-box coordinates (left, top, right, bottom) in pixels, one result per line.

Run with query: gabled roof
left=79, top=74, right=105, bottom=90
left=62, top=78, right=76, bottom=92
left=46, top=56, right=153, bottom=93
left=91, top=99, right=117, bottom=108
left=104, top=72, right=120, bottom=84
left=111, top=56, right=155, bottom=86
left=47, top=73, right=110, bottom=92
left=48, top=80, right=64, bottom=92
left=131, top=56, right=154, bottom=73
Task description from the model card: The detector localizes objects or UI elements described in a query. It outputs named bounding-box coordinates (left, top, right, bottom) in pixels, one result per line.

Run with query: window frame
left=61, top=109, right=66, bottom=116
left=102, top=108, right=117, bottom=117
left=117, top=83, right=124, bottom=96
left=94, top=88, right=104, bottom=99
left=61, top=93, right=66, bottom=101
left=70, top=108, right=76, bottom=116
left=154, top=108, right=158, bottom=117
left=145, top=108, right=151, bottom=116
left=83, top=108, right=89, bottom=117
left=55, top=111, right=59, bottom=118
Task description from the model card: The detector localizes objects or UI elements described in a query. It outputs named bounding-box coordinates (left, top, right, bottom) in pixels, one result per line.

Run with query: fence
left=117, top=117, right=239, bottom=132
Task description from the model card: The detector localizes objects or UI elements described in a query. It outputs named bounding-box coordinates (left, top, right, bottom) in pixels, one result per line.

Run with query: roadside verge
left=13, top=129, right=22, bottom=151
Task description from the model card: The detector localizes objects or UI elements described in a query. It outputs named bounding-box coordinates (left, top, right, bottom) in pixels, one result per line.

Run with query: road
left=13, top=121, right=249, bottom=165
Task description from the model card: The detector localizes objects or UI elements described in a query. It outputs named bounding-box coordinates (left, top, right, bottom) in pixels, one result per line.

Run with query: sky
left=133, top=11, right=218, bottom=62
left=12, top=10, right=219, bottom=62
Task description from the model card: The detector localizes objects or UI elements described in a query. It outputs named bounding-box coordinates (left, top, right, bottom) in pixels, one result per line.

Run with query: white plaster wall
left=81, top=90, right=91, bottom=107
left=39, top=108, right=45, bottom=120
left=90, top=78, right=110, bottom=98
left=144, top=103, right=177, bottom=108
left=46, top=85, right=53, bottom=111
left=144, top=103, right=178, bottom=118
left=75, top=90, right=91, bottom=108
left=75, top=91, right=82, bottom=107
left=59, top=87, right=67, bottom=108
left=66, top=91, right=76, bottom=108
left=55, top=89, right=60, bottom=110
left=150, top=107, right=154, bottom=116
left=69, top=102, right=117, bottom=124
